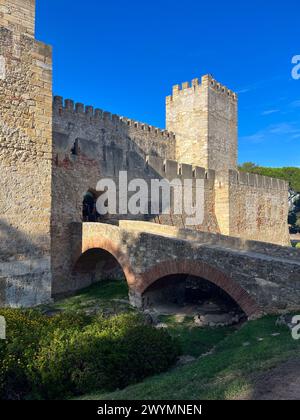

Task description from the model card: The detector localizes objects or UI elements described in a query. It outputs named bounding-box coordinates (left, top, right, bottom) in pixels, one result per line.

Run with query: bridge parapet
left=117, top=221, right=300, bottom=261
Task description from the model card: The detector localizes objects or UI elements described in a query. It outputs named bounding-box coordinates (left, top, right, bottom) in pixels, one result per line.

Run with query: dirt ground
left=240, top=359, right=300, bottom=400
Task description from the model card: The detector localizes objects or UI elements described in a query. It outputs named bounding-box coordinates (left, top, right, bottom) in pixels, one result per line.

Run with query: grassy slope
left=79, top=316, right=300, bottom=400
left=42, top=281, right=234, bottom=359
left=41, top=281, right=300, bottom=400
left=158, top=315, right=234, bottom=358
left=42, top=279, right=133, bottom=314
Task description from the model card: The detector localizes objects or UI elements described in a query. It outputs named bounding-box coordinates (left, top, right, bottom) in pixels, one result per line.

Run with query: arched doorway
left=82, top=190, right=98, bottom=222
left=73, top=248, right=126, bottom=288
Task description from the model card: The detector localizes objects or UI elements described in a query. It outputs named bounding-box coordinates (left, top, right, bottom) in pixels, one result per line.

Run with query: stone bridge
left=70, top=221, right=300, bottom=319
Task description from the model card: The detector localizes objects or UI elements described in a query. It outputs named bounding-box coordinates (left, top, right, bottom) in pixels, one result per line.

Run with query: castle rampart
left=0, top=0, right=291, bottom=306
left=51, top=128, right=219, bottom=294
left=229, top=170, right=289, bottom=190
left=227, top=170, right=290, bottom=245
left=53, top=96, right=176, bottom=161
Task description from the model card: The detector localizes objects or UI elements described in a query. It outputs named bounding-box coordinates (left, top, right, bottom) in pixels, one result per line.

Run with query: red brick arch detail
left=74, top=238, right=262, bottom=319
left=73, top=236, right=140, bottom=288
left=137, top=260, right=262, bottom=319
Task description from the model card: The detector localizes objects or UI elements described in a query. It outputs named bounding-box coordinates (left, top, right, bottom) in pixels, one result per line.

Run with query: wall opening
left=142, top=274, right=246, bottom=326
left=71, top=139, right=80, bottom=156
left=73, top=248, right=127, bottom=290
left=82, top=190, right=100, bottom=222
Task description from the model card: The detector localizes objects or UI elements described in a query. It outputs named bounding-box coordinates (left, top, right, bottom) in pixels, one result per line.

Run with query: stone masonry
left=72, top=222, right=300, bottom=317
left=0, top=0, right=52, bottom=306
left=0, top=1, right=295, bottom=309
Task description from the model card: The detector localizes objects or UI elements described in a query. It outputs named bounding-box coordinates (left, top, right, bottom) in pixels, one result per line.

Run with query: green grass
left=157, top=315, right=235, bottom=357
left=41, top=281, right=235, bottom=359
left=78, top=315, right=300, bottom=400
left=38, top=281, right=300, bottom=400
left=41, top=279, right=132, bottom=314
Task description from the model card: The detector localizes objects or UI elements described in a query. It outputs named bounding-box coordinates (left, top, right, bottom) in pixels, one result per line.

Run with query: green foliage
left=0, top=309, right=89, bottom=400
left=238, top=162, right=258, bottom=172
left=0, top=310, right=179, bottom=400
left=157, top=315, right=234, bottom=357
left=296, top=243, right=300, bottom=249
left=289, top=212, right=297, bottom=226
left=47, top=279, right=130, bottom=314
left=80, top=315, right=300, bottom=401
left=290, top=198, right=300, bottom=233
left=239, top=162, right=300, bottom=192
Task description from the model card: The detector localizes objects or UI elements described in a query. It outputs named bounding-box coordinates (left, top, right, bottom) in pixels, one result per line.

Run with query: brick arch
left=72, top=236, right=140, bottom=288
left=137, top=260, right=262, bottom=319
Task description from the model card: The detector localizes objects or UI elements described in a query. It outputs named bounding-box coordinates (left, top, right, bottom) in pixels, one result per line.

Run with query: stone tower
left=0, top=0, right=53, bottom=306
left=166, top=75, right=238, bottom=236
left=166, top=75, right=238, bottom=174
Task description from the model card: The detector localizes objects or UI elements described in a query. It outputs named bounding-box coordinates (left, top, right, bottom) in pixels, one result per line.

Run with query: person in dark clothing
left=83, top=192, right=97, bottom=222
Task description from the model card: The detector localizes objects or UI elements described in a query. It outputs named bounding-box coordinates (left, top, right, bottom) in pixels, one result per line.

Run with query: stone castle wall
left=0, top=0, right=52, bottom=306
left=52, top=95, right=175, bottom=294
left=53, top=96, right=176, bottom=161
left=0, top=0, right=35, bottom=38
left=51, top=99, right=219, bottom=294
left=228, top=170, right=290, bottom=245
left=0, top=0, right=291, bottom=305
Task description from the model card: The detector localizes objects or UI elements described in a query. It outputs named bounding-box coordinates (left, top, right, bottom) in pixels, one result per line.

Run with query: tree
left=288, top=211, right=297, bottom=226
left=239, top=162, right=258, bottom=172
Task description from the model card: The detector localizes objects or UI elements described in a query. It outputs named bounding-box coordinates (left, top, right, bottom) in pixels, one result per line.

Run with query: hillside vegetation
left=1, top=280, right=299, bottom=400
left=0, top=281, right=236, bottom=400
left=0, top=281, right=181, bottom=400
left=79, top=315, right=300, bottom=400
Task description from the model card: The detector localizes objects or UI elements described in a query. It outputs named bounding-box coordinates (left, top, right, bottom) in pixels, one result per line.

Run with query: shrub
left=0, top=311, right=180, bottom=400
left=0, top=309, right=89, bottom=400
left=296, top=243, right=300, bottom=249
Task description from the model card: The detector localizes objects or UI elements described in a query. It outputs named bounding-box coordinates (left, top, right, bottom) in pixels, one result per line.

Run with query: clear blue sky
left=36, top=0, right=300, bottom=167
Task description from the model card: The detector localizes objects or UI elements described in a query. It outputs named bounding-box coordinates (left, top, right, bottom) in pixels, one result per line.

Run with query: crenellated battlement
left=166, top=74, right=238, bottom=172
left=229, top=170, right=289, bottom=191
left=53, top=96, right=176, bottom=140
left=166, top=74, right=238, bottom=103
left=206, top=75, right=238, bottom=101
left=146, top=155, right=215, bottom=182
left=0, top=0, right=292, bottom=310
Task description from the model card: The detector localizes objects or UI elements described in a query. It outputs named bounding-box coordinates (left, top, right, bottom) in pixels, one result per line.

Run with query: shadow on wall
left=52, top=104, right=219, bottom=230
left=0, top=220, right=51, bottom=307
left=73, top=248, right=125, bottom=286
left=0, top=219, right=49, bottom=262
